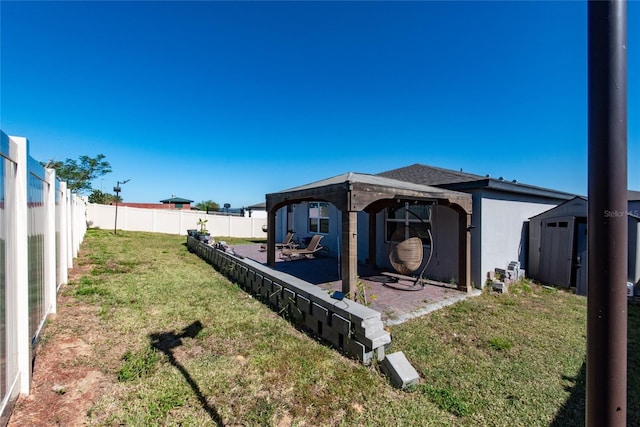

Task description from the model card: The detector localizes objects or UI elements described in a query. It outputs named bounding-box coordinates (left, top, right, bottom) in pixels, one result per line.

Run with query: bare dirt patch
left=7, top=262, right=117, bottom=426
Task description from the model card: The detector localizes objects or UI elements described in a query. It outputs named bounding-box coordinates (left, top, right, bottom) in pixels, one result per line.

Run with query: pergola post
left=267, top=209, right=277, bottom=267
left=458, top=211, right=472, bottom=292
left=341, top=210, right=358, bottom=296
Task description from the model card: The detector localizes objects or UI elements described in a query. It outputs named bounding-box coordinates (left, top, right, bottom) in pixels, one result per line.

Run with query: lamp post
left=113, top=179, right=130, bottom=235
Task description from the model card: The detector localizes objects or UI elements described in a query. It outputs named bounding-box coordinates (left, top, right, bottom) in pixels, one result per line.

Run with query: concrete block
left=381, top=351, right=420, bottom=389
left=270, top=283, right=283, bottom=307
left=332, top=313, right=351, bottom=337
left=238, top=265, right=249, bottom=288
left=360, top=329, right=391, bottom=349
left=324, top=314, right=350, bottom=349
left=312, top=302, right=329, bottom=323
left=344, top=337, right=367, bottom=362
left=251, top=273, right=263, bottom=294
left=324, top=327, right=341, bottom=349
left=283, top=288, right=296, bottom=310
left=491, top=281, right=508, bottom=293
left=247, top=269, right=255, bottom=286
left=260, top=278, right=272, bottom=299
left=376, top=345, right=386, bottom=361
left=296, top=295, right=311, bottom=315
left=307, top=303, right=328, bottom=336
left=352, top=314, right=385, bottom=338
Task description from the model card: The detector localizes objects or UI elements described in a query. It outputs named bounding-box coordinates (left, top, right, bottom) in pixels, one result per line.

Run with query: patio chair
left=281, top=234, right=325, bottom=260
left=260, top=231, right=296, bottom=252
left=276, top=231, right=296, bottom=249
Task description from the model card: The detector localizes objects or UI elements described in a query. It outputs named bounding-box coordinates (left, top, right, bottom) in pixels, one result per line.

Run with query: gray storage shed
left=528, top=195, right=640, bottom=295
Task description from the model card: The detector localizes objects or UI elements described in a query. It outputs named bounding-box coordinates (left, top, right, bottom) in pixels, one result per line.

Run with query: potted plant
left=196, top=218, right=211, bottom=242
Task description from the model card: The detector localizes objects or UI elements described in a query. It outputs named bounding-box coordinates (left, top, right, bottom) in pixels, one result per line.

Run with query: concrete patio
left=230, top=244, right=480, bottom=326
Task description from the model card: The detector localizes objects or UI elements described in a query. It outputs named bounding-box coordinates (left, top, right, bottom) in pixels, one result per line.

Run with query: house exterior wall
left=372, top=204, right=459, bottom=283
left=282, top=201, right=341, bottom=256
left=276, top=201, right=462, bottom=283
left=476, top=190, right=560, bottom=287
left=629, top=200, right=640, bottom=217
left=425, top=205, right=459, bottom=282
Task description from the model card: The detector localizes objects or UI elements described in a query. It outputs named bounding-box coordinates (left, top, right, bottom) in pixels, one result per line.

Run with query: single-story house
left=377, top=164, right=576, bottom=287
left=528, top=192, right=640, bottom=295
left=265, top=163, right=577, bottom=294
left=159, top=196, right=194, bottom=210
left=245, top=202, right=268, bottom=218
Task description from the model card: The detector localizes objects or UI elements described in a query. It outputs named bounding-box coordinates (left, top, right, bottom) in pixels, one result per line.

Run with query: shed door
left=539, top=217, right=575, bottom=287
left=575, top=222, right=588, bottom=295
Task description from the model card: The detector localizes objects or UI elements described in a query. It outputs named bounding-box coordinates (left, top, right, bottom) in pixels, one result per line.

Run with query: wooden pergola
left=265, top=173, right=473, bottom=296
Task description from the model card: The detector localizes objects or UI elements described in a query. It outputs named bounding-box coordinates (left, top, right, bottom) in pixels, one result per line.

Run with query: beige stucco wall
left=87, top=203, right=267, bottom=238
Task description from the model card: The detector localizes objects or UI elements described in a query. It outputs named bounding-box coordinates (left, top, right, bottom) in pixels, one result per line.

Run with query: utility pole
left=113, top=179, right=131, bottom=235
left=587, top=1, right=627, bottom=425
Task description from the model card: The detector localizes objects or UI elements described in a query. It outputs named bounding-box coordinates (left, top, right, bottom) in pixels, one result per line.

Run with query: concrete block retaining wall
left=187, top=237, right=391, bottom=364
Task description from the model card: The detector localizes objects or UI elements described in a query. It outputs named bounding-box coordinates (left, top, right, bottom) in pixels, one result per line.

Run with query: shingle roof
left=377, top=163, right=485, bottom=186
left=377, top=163, right=576, bottom=201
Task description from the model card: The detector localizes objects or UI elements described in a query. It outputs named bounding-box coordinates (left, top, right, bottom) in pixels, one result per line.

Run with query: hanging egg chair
left=388, top=227, right=424, bottom=275
left=385, top=212, right=434, bottom=290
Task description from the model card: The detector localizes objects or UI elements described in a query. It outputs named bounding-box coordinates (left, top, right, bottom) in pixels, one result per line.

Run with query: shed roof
left=529, top=196, right=587, bottom=220
left=530, top=194, right=640, bottom=221
left=247, top=202, right=266, bottom=210
left=378, top=163, right=577, bottom=201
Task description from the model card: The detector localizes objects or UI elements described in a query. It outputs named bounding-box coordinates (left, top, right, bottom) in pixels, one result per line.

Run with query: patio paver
left=230, top=244, right=480, bottom=325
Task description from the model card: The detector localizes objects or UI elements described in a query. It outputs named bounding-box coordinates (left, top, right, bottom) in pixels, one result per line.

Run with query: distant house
left=245, top=202, right=267, bottom=218
left=528, top=192, right=640, bottom=295
left=159, top=196, right=194, bottom=210
left=117, top=196, right=194, bottom=210
left=266, top=163, right=588, bottom=291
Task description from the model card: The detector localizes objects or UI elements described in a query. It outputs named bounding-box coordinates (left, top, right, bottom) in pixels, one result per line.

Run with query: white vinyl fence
left=0, top=132, right=86, bottom=424
left=87, top=203, right=268, bottom=238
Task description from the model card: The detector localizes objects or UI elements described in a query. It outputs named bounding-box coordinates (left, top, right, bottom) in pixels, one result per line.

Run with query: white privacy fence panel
left=0, top=131, right=85, bottom=425
left=87, top=203, right=268, bottom=238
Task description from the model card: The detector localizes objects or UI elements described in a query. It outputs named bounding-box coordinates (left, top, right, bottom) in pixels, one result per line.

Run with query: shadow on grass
left=150, top=321, right=223, bottom=426
left=552, top=303, right=640, bottom=426
left=550, top=362, right=585, bottom=427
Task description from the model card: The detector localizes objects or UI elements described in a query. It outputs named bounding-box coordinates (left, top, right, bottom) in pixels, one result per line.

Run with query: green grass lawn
left=54, top=229, right=639, bottom=426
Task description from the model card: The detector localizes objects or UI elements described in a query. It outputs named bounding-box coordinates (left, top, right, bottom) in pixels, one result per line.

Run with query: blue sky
left=1, top=1, right=638, bottom=207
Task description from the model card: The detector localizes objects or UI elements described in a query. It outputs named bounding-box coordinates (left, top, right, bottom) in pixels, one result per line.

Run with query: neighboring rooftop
left=159, top=196, right=194, bottom=204
left=247, top=202, right=266, bottom=210
left=629, top=190, right=640, bottom=201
